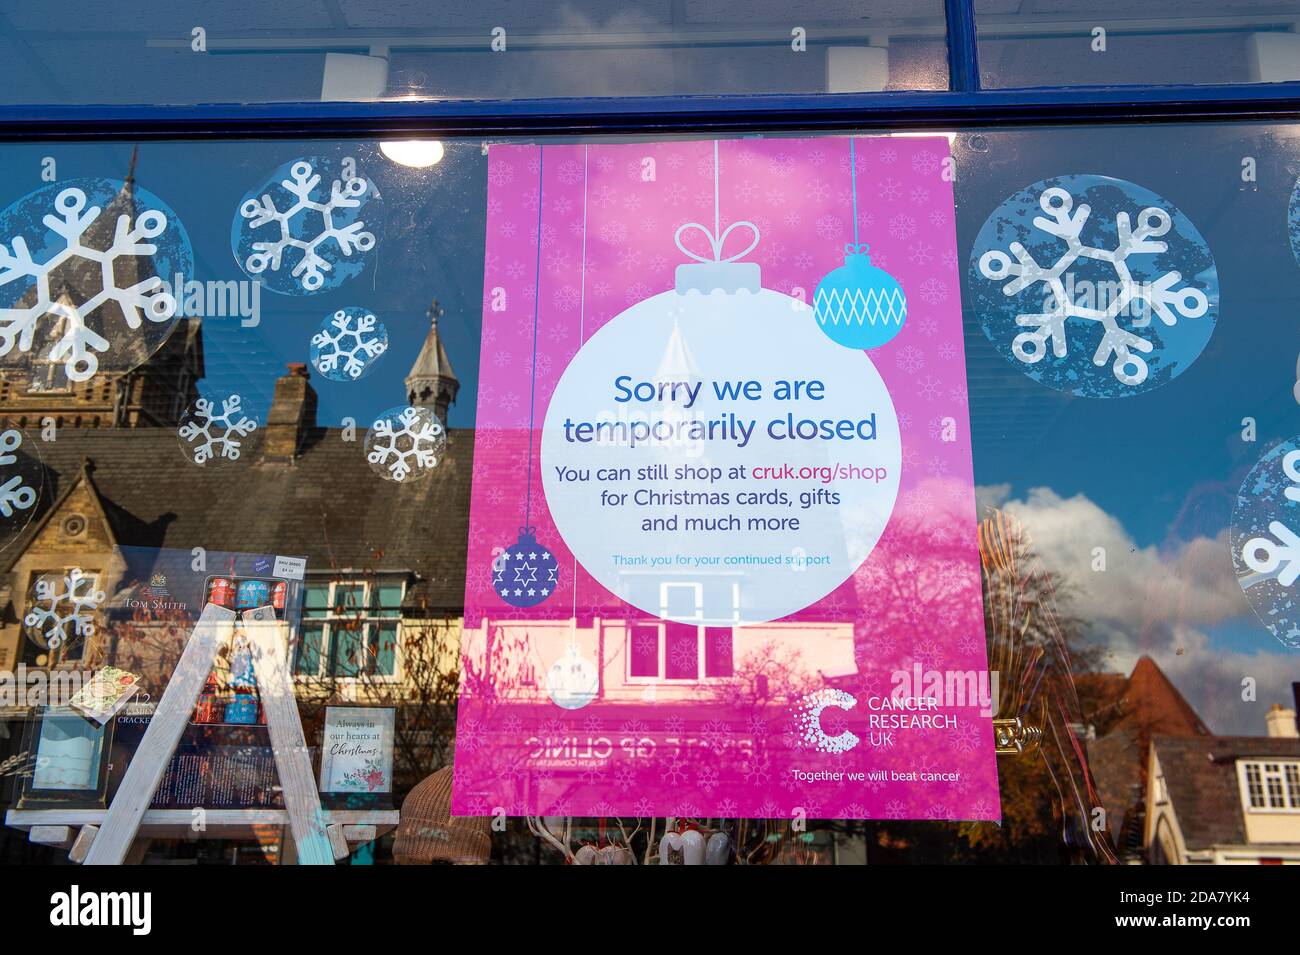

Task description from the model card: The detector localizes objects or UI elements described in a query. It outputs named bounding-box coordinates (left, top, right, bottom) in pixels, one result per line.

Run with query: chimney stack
left=1265, top=703, right=1299, bottom=739
left=261, top=363, right=317, bottom=463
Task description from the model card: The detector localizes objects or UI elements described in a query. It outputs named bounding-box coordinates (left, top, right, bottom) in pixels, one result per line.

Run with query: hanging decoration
left=813, top=137, right=908, bottom=349
left=544, top=639, right=598, bottom=709
left=495, top=149, right=559, bottom=609
left=494, top=528, right=560, bottom=609
left=538, top=140, right=900, bottom=625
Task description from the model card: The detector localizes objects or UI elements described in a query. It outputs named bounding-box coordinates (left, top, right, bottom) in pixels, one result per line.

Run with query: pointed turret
left=405, top=299, right=459, bottom=426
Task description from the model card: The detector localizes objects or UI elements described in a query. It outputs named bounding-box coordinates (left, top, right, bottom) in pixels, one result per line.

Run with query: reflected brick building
left=0, top=306, right=468, bottom=680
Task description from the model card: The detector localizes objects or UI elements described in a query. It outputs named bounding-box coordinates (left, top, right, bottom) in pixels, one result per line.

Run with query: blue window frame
left=2, top=2, right=1300, bottom=138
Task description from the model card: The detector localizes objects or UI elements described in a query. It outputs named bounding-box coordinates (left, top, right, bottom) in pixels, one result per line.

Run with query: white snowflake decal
left=178, top=394, right=258, bottom=464
left=0, top=187, right=178, bottom=382
left=366, top=406, right=446, bottom=482
left=310, top=308, right=387, bottom=380
left=0, top=429, right=36, bottom=518
left=24, top=568, right=105, bottom=650
left=977, top=186, right=1209, bottom=386
left=239, top=160, right=375, bottom=292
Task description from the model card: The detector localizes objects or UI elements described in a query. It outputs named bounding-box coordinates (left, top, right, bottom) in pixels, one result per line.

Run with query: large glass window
left=976, top=1, right=1300, bottom=88
left=0, top=121, right=1297, bottom=870
left=0, top=1, right=950, bottom=105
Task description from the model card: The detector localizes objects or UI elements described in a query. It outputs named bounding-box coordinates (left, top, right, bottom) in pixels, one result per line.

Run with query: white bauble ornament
left=545, top=642, right=599, bottom=710
left=541, top=253, right=901, bottom=625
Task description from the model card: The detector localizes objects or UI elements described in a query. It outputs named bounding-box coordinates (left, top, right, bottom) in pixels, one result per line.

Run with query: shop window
left=976, top=0, right=1300, bottom=88
left=0, top=2, right=949, bottom=106
left=2, top=110, right=1299, bottom=870
left=294, top=579, right=402, bottom=679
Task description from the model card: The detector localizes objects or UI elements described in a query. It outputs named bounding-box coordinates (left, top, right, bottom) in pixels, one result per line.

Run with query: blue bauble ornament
left=813, top=243, right=907, bottom=349
left=495, top=528, right=559, bottom=609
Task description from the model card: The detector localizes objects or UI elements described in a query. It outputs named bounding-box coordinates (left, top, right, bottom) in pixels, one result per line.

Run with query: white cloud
left=983, top=485, right=1247, bottom=628
left=979, top=485, right=1299, bottom=735
left=1140, top=625, right=1297, bottom=736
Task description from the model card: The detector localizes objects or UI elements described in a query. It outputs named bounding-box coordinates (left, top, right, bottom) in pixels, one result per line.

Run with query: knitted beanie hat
left=394, top=766, right=491, bottom=865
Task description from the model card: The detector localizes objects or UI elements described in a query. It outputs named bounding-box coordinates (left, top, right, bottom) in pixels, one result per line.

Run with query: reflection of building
left=460, top=616, right=854, bottom=706
left=1087, top=656, right=1300, bottom=864
left=1146, top=712, right=1300, bottom=865
left=0, top=309, right=466, bottom=682
left=1086, top=656, right=1210, bottom=860
left=404, top=300, right=459, bottom=425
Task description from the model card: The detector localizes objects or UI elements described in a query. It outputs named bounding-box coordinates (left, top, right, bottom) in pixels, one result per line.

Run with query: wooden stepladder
left=83, top=602, right=335, bottom=865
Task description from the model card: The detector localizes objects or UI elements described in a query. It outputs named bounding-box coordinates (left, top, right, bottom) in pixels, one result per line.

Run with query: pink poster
left=452, top=135, right=1000, bottom=822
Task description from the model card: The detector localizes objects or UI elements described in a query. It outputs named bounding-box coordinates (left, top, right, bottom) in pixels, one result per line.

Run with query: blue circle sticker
left=970, top=174, right=1217, bottom=397
left=365, top=405, right=446, bottom=483
left=310, top=306, right=389, bottom=381
left=1233, top=437, right=1300, bottom=650
left=231, top=157, right=382, bottom=296
left=0, top=177, right=192, bottom=386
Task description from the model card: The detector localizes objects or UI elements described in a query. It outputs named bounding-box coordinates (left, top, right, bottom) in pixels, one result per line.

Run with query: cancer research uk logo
left=793, top=666, right=999, bottom=754
left=50, top=885, right=151, bottom=935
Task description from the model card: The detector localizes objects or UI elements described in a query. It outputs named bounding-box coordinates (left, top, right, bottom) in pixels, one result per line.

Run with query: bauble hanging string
left=813, top=137, right=908, bottom=349
left=494, top=146, right=559, bottom=609
left=674, top=140, right=761, bottom=294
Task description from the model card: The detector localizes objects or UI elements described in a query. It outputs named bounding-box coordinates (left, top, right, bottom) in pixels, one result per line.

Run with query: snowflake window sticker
left=310, top=306, right=388, bottom=381
left=365, top=405, right=446, bottom=483
left=1232, top=437, right=1300, bottom=650
left=177, top=393, right=259, bottom=467
left=23, top=567, right=105, bottom=653
left=970, top=174, right=1217, bottom=397
left=232, top=158, right=383, bottom=295
left=0, top=427, right=43, bottom=553
left=0, top=177, right=192, bottom=390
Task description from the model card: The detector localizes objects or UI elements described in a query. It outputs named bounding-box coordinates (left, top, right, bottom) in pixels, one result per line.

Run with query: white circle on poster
left=541, top=287, right=901, bottom=625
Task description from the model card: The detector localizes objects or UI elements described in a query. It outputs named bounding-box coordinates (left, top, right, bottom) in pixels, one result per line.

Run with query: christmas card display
left=453, top=136, right=1000, bottom=821
left=69, top=666, right=141, bottom=724
left=318, top=706, right=395, bottom=795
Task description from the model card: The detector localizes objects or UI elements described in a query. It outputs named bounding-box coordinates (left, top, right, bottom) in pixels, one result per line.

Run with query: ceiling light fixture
left=380, top=140, right=445, bottom=168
